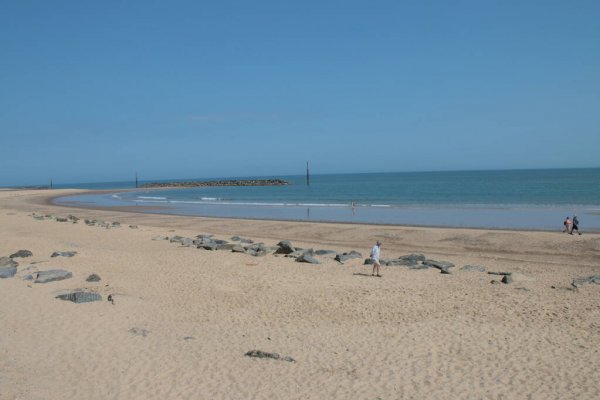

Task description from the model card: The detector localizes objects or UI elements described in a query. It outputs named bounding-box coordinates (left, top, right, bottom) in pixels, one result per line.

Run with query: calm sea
left=53, top=168, right=600, bottom=231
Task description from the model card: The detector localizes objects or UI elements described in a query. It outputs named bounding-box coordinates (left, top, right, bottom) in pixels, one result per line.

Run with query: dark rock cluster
left=141, top=179, right=289, bottom=188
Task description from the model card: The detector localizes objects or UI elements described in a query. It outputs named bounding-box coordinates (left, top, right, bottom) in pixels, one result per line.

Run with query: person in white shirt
left=371, top=240, right=382, bottom=277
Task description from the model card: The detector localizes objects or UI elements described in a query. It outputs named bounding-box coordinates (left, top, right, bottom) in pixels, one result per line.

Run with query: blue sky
left=1, top=0, right=599, bottom=186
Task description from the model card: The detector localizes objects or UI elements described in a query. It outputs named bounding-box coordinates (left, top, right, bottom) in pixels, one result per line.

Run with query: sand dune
left=1, top=189, right=598, bottom=399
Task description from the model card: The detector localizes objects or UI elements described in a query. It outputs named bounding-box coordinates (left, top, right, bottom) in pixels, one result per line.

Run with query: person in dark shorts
left=572, top=215, right=582, bottom=235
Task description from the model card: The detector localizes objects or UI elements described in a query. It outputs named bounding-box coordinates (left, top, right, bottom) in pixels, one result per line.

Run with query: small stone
left=245, top=350, right=295, bottom=362
left=152, top=235, right=169, bottom=241
left=129, top=225, right=138, bottom=229
left=51, top=251, right=77, bottom=258
left=86, top=274, right=101, bottom=282
left=501, top=274, right=513, bottom=284
left=129, top=328, right=149, bottom=337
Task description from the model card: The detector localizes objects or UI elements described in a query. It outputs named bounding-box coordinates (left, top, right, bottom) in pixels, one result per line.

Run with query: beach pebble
left=0, top=266, right=17, bottom=278
left=10, top=250, right=33, bottom=258
left=51, top=251, right=77, bottom=258
left=56, top=291, right=102, bottom=303
left=34, top=269, right=73, bottom=283
left=86, top=274, right=101, bottom=282
left=55, top=217, right=69, bottom=222
left=245, top=350, right=295, bottom=362
left=129, top=225, right=138, bottom=229
left=152, top=235, right=169, bottom=241
left=129, top=327, right=150, bottom=337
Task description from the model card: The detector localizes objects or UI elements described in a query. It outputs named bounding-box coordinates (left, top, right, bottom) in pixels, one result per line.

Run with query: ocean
left=53, top=168, right=600, bottom=231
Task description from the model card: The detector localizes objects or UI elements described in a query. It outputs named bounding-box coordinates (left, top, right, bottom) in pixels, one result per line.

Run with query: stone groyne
left=140, top=179, right=289, bottom=188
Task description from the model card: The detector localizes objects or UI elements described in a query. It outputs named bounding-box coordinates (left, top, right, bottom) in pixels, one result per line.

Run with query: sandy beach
left=1, top=189, right=599, bottom=400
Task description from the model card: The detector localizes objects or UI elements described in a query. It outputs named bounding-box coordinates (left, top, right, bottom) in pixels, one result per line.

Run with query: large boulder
left=423, top=259, right=455, bottom=274
left=199, top=242, right=218, bottom=251
left=0, top=266, right=17, bottom=278
left=296, top=253, right=320, bottom=264
left=399, top=253, right=426, bottom=263
left=169, top=235, right=186, bottom=243
left=34, top=269, right=73, bottom=283
left=275, top=240, right=296, bottom=255
left=335, top=251, right=362, bottom=263
left=0, top=257, right=18, bottom=268
left=231, top=244, right=246, bottom=253
left=231, top=236, right=254, bottom=244
left=56, top=291, right=102, bottom=303
left=383, top=258, right=419, bottom=267
left=10, top=250, right=32, bottom=258
left=461, top=265, right=486, bottom=272
left=246, top=243, right=270, bottom=257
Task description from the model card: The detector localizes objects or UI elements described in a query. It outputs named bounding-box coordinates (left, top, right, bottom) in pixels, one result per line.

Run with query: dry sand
left=1, top=189, right=599, bottom=400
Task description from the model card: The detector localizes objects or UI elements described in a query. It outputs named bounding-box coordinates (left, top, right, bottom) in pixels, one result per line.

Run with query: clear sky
left=1, top=1, right=599, bottom=186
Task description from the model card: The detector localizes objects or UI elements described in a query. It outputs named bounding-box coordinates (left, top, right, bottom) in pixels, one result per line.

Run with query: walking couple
left=563, top=216, right=582, bottom=235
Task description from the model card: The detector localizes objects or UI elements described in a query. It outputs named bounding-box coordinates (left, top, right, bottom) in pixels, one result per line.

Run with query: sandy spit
left=1, top=189, right=598, bottom=400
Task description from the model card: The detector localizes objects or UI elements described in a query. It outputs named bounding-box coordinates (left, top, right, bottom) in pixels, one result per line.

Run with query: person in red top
left=563, top=217, right=573, bottom=234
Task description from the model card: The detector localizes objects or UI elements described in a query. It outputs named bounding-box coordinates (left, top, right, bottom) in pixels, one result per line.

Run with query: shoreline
left=46, top=189, right=600, bottom=233
left=8, top=188, right=598, bottom=268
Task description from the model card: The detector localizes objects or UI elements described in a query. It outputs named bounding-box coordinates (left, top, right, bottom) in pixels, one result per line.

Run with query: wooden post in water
left=50, top=179, right=53, bottom=189
left=306, top=162, right=310, bottom=186
left=135, top=172, right=138, bottom=188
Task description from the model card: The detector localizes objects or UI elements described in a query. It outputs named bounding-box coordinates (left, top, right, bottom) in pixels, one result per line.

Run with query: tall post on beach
left=306, top=162, right=310, bottom=186
left=135, top=172, right=138, bottom=188
left=50, top=179, right=53, bottom=189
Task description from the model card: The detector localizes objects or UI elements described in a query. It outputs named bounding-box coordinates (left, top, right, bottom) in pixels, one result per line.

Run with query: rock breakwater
left=141, top=179, right=289, bottom=188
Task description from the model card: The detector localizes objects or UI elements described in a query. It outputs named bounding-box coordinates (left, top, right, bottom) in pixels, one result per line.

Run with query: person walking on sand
left=572, top=215, right=582, bottom=235
left=563, top=216, right=573, bottom=234
left=371, top=240, right=382, bottom=277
